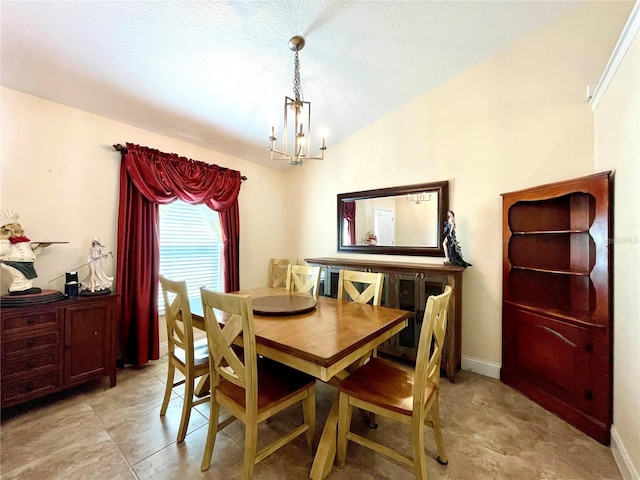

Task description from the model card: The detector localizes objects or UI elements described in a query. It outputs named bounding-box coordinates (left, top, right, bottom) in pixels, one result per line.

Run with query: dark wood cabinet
left=305, top=257, right=465, bottom=381
left=1, top=294, right=118, bottom=409
left=501, top=171, right=612, bottom=444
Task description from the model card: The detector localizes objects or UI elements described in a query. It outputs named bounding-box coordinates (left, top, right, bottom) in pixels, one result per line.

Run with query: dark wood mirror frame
left=337, top=180, right=449, bottom=256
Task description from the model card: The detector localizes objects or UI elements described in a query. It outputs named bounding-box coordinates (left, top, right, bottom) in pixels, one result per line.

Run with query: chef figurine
left=0, top=210, right=51, bottom=295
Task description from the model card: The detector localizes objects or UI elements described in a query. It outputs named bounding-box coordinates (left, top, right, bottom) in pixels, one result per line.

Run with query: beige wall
left=0, top=88, right=289, bottom=294
left=593, top=7, right=640, bottom=476
left=285, top=1, right=633, bottom=375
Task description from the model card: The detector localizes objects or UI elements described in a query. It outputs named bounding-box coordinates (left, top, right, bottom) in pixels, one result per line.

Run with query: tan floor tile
left=446, top=440, right=559, bottom=480
left=550, top=426, right=623, bottom=480
left=133, top=422, right=243, bottom=479
left=85, top=370, right=171, bottom=429
left=1, top=360, right=623, bottom=480
left=1, top=431, right=136, bottom=480
left=1, top=402, right=105, bottom=474
left=107, top=394, right=209, bottom=465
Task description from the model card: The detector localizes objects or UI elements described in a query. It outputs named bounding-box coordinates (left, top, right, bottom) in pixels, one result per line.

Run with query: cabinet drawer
left=1, top=310, right=59, bottom=333
left=2, top=352, right=59, bottom=378
left=1, top=332, right=60, bottom=359
left=1, top=371, right=59, bottom=407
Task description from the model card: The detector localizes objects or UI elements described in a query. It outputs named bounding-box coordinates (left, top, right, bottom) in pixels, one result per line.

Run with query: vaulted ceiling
left=1, top=1, right=583, bottom=170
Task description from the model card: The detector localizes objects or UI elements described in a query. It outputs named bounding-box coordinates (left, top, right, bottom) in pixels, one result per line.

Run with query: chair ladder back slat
left=201, top=306, right=242, bottom=375
left=160, top=275, right=195, bottom=360
left=200, top=288, right=247, bottom=388
left=337, top=269, right=384, bottom=306
left=168, top=304, right=188, bottom=349
left=286, top=264, right=321, bottom=298
left=270, top=258, right=298, bottom=288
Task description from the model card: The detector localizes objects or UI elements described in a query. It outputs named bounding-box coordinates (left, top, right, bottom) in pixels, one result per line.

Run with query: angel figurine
left=80, top=237, right=113, bottom=295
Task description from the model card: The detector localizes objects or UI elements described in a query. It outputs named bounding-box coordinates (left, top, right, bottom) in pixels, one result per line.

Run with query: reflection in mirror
left=338, top=181, right=449, bottom=257
left=343, top=193, right=439, bottom=247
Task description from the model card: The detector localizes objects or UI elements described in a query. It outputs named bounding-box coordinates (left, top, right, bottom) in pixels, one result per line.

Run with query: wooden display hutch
left=1, top=294, right=118, bottom=409
left=501, top=171, right=612, bottom=444
left=305, top=257, right=465, bottom=382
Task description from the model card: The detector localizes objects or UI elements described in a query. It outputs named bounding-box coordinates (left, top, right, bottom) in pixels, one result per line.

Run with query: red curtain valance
left=124, top=143, right=243, bottom=210
left=117, top=143, right=244, bottom=365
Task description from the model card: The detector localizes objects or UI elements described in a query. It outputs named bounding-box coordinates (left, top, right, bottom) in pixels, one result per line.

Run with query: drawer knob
left=27, top=318, right=36, bottom=325
left=27, top=339, right=36, bottom=348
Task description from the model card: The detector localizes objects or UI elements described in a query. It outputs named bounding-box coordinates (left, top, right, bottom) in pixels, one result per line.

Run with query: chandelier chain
left=293, top=50, right=302, bottom=104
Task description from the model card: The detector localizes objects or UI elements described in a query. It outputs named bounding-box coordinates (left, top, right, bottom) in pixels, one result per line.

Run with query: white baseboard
left=611, top=426, right=640, bottom=480
left=461, top=355, right=501, bottom=379
left=159, top=341, right=168, bottom=359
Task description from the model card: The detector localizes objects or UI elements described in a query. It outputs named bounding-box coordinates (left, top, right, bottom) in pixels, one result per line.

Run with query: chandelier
left=406, top=193, right=432, bottom=204
left=269, top=36, right=326, bottom=166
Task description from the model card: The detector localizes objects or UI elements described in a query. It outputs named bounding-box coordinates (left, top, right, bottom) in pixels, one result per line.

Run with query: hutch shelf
left=501, top=171, right=612, bottom=444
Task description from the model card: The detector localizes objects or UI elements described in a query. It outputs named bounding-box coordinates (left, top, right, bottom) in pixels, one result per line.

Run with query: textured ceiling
left=1, top=1, right=582, bottom=170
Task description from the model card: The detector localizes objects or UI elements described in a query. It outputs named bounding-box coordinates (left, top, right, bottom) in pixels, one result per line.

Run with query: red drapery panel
left=220, top=202, right=240, bottom=291
left=344, top=201, right=357, bottom=246
left=116, top=143, right=243, bottom=365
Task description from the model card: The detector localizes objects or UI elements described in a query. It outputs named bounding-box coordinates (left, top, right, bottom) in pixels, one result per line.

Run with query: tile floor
left=1, top=358, right=622, bottom=480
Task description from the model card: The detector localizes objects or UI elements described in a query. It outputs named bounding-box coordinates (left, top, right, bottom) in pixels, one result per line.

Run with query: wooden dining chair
left=270, top=258, right=298, bottom=288
left=337, top=269, right=384, bottom=307
left=158, top=275, right=210, bottom=443
left=199, top=288, right=316, bottom=478
left=336, top=285, right=453, bottom=479
left=285, top=264, right=321, bottom=298
left=336, top=269, right=385, bottom=426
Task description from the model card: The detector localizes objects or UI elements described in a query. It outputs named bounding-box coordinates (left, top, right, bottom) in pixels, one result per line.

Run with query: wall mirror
left=337, top=181, right=449, bottom=256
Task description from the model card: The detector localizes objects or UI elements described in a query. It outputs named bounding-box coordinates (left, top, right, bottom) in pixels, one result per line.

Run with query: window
left=158, top=200, right=223, bottom=312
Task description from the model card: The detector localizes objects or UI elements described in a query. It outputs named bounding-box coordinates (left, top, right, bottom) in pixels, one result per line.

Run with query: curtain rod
left=113, top=144, right=248, bottom=181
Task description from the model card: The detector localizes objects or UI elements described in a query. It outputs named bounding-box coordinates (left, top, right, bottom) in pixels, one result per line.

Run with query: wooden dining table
left=190, top=286, right=411, bottom=480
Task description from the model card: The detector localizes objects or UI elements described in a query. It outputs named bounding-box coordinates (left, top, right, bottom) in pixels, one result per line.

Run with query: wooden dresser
left=1, top=294, right=118, bottom=409
left=305, top=257, right=465, bottom=382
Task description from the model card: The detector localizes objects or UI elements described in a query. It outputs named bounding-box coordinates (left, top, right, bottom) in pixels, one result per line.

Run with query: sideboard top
left=305, top=257, right=466, bottom=275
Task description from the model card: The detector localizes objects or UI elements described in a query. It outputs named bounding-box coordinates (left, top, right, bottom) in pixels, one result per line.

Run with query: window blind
left=158, top=201, right=223, bottom=312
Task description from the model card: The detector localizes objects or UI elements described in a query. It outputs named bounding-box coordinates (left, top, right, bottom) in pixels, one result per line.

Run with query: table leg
left=310, top=397, right=339, bottom=480
left=194, top=374, right=210, bottom=397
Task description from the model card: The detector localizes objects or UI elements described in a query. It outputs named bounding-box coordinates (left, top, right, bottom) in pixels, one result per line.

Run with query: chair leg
left=200, top=399, right=221, bottom=471
left=412, top=415, right=427, bottom=480
left=160, top=363, right=175, bottom=416
left=430, top=394, right=448, bottom=465
left=177, top=377, right=194, bottom=442
left=336, top=391, right=353, bottom=468
left=302, top=386, right=316, bottom=453
left=242, top=421, right=258, bottom=480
